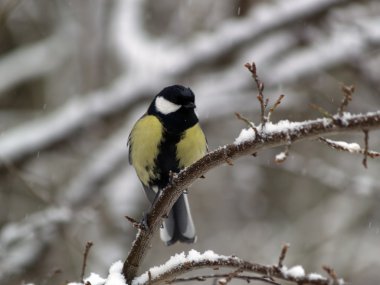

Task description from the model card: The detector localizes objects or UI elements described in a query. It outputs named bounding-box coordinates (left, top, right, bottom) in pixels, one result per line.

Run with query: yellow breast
left=129, top=115, right=163, bottom=185
left=176, top=123, right=207, bottom=168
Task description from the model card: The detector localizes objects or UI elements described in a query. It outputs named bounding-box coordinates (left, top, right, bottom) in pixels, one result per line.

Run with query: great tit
left=128, top=85, right=207, bottom=246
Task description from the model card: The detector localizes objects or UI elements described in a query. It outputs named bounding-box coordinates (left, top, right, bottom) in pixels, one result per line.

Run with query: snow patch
left=133, top=250, right=229, bottom=285
left=234, top=127, right=256, bottom=144
left=106, top=261, right=126, bottom=285
left=68, top=261, right=125, bottom=285
left=281, top=265, right=305, bottom=278
left=308, top=273, right=324, bottom=280
left=328, top=139, right=361, bottom=152
left=85, top=273, right=106, bottom=285
left=275, top=152, right=287, bottom=161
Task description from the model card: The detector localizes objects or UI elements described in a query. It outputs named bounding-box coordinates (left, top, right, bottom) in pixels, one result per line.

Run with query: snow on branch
left=70, top=248, right=343, bottom=285
left=319, top=137, right=380, bottom=158
left=0, top=89, right=299, bottom=280
left=122, top=109, right=380, bottom=283
left=121, top=62, right=380, bottom=284
left=133, top=249, right=339, bottom=285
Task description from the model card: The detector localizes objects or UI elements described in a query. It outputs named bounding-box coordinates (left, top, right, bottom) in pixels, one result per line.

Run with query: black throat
left=147, top=104, right=199, bottom=188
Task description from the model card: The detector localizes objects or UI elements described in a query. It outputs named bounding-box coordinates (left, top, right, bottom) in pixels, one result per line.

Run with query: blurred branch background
left=0, top=0, right=379, bottom=284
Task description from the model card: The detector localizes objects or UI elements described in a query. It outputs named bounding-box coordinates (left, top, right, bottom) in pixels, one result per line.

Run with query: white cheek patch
left=155, top=96, right=181, bottom=115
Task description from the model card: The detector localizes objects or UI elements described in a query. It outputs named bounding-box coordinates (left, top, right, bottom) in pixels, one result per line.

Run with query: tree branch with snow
left=3, top=1, right=380, bottom=284
left=73, top=248, right=344, bottom=285
left=119, top=62, right=380, bottom=284
left=121, top=110, right=380, bottom=284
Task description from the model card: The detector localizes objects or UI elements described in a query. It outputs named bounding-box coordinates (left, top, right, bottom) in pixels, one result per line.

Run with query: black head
left=148, top=85, right=198, bottom=133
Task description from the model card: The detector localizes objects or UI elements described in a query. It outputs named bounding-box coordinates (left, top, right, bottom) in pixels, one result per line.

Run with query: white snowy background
left=0, top=0, right=380, bottom=284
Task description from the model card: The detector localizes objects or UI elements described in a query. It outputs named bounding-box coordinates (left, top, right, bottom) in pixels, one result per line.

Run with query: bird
left=128, top=85, right=207, bottom=246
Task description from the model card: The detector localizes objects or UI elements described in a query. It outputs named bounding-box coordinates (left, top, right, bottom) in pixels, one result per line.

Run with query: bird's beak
left=183, top=102, right=196, bottom=109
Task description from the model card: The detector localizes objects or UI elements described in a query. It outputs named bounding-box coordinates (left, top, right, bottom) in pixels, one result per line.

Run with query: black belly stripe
left=151, top=131, right=182, bottom=189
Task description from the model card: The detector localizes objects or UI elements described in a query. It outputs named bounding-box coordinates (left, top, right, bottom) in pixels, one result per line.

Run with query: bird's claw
left=140, top=212, right=149, bottom=230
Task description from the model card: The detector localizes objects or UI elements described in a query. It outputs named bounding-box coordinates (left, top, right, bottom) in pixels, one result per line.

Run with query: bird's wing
left=128, top=114, right=163, bottom=186
left=176, top=123, right=208, bottom=168
left=127, top=113, right=147, bottom=165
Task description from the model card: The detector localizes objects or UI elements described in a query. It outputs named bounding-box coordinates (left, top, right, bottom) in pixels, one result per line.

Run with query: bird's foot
left=140, top=212, right=150, bottom=230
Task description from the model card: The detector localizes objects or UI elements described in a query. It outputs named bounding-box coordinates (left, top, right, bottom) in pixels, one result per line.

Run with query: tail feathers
left=160, top=193, right=196, bottom=246
left=174, top=192, right=197, bottom=243
left=160, top=210, right=177, bottom=246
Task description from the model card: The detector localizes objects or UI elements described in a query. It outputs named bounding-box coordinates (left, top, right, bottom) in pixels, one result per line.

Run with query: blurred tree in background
left=0, top=0, right=379, bottom=284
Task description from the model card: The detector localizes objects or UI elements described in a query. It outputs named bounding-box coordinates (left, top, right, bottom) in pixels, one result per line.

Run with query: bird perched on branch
left=128, top=85, right=207, bottom=245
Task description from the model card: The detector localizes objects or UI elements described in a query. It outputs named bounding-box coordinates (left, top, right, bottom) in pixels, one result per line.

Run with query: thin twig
left=223, top=268, right=243, bottom=284
left=278, top=244, right=290, bottom=268
left=264, top=97, right=269, bottom=110
left=235, top=112, right=259, bottom=137
left=338, top=84, right=354, bottom=116
left=267, top=94, right=285, bottom=122
left=80, top=241, right=93, bottom=282
left=322, top=266, right=340, bottom=285
left=257, top=95, right=267, bottom=124
left=363, top=129, right=369, bottom=168
left=125, top=215, right=146, bottom=230
left=319, top=137, right=380, bottom=158
left=245, top=62, right=267, bottom=124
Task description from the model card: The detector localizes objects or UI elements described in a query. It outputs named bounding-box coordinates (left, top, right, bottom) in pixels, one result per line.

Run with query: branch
left=338, top=85, right=354, bottom=117
left=131, top=250, right=338, bottom=285
left=80, top=241, right=93, bottom=282
left=319, top=136, right=380, bottom=158
left=172, top=274, right=280, bottom=285
left=363, top=129, right=369, bottom=168
left=123, top=110, right=380, bottom=283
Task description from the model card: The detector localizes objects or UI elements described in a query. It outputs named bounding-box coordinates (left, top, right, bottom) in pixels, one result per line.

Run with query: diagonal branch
left=122, top=110, right=380, bottom=283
